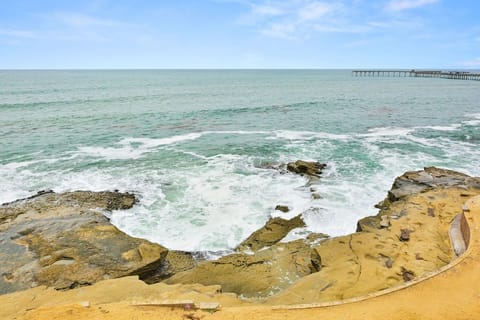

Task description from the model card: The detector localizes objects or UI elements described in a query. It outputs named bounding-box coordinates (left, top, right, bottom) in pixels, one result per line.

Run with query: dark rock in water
left=275, top=205, right=290, bottom=213
left=286, top=160, right=326, bottom=178
left=311, top=193, right=322, bottom=200
left=236, top=214, right=306, bottom=252
left=0, top=191, right=170, bottom=295
left=165, top=239, right=321, bottom=298
left=255, top=162, right=288, bottom=174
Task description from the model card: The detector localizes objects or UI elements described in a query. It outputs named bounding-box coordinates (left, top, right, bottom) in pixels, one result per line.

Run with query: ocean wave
left=414, top=124, right=461, bottom=131
left=360, top=127, right=415, bottom=137
left=74, top=133, right=204, bottom=160
left=269, top=130, right=350, bottom=141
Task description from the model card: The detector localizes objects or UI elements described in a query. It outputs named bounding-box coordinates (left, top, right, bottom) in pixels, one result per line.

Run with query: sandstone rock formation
left=165, top=239, right=321, bottom=297
left=236, top=214, right=306, bottom=252
left=0, top=191, right=195, bottom=294
left=266, top=167, right=480, bottom=304
left=1, top=167, right=478, bottom=310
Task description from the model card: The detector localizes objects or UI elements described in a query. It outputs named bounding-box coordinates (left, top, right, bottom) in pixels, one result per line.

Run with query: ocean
left=1, top=70, right=479, bottom=255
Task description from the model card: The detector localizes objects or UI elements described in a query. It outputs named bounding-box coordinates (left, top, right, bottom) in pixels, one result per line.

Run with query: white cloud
left=251, top=4, right=284, bottom=16
left=0, top=28, right=37, bottom=38
left=386, top=0, right=439, bottom=12
left=298, top=2, right=333, bottom=21
left=238, top=0, right=430, bottom=39
left=53, top=12, right=120, bottom=29
left=314, top=24, right=371, bottom=33
left=261, top=22, right=296, bottom=39
left=243, top=1, right=340, bottom=39
left=458, top=57, right=480, bottom=68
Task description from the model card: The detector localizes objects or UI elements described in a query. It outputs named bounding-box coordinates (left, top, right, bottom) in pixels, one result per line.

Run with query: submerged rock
left=0, top=191, right=172, bottom=294
left=236, top=214, right=306, bottom=252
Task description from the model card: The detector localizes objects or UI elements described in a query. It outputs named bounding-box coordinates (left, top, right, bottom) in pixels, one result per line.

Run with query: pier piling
left=352, top=70, right=480, bottom=81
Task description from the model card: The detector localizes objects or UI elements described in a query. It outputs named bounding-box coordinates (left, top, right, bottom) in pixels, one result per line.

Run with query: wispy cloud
left=458, top=57, right=480, bottom=68
left=238, top=0, right=424, bottom=39
left=251, top=4, right=284, bottom=16
left=0, top=28, right=37, bottom=39
left=39, top=11, right=127, bottom=42
left=298, top=2, right=334, bottom=22
left=240, top=1, right=348, bottom=39
left=261, top=22, right=296, bottom=39
left=53, top=12, right=121, bottom=29
left=386, top=0, right=439, bottom=12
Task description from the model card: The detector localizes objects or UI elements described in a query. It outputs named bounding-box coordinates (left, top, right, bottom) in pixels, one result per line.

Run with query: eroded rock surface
left=0, top=191, right=172, bottom=294
left=165, top=239, right=321, bottom=297
left=266, top=167, right=480, bottom=304
left=385, top=167, right=480, bottom=202
left=236, top=214, right=306, bottom=252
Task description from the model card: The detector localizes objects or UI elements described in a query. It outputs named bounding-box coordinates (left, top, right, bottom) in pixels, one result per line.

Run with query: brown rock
left=236, top=214, right=306, bottom=252
left=399, top=228, right=411, bottom=241
left=166, top=240, right=321, bottom=298
left=380, top=215, right=391, bottom=228
left=0, top=191, right=168, bottom=294
left=356, top=215, right=381, bottom=232
left=142, top=251, right=197, bottom=284
left=274, top=205, right=290, bottom=213
left=387, top=167, right=480, bottom=203
left=286, top=160, right=326, bottom=178
left=401, top=267, right=415, bottom=282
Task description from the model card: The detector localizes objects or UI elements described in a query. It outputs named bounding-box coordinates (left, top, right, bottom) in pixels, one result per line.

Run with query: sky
left=0, top=0, right=479, bottom=69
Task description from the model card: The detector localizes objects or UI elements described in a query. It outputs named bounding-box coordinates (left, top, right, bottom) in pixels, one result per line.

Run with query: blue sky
left=0, top=0, right=479, bottom=69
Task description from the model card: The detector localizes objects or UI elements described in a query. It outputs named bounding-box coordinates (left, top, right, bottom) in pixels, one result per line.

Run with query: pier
left=352, top=69, right=480, bottom=81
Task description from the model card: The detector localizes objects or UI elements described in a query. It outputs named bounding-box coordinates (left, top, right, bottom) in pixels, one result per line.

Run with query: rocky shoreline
left=1, top=164, right=478, bottom=308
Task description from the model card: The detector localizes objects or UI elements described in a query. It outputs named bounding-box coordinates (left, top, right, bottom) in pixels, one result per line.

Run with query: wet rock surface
left=236, top=214, right=306, bottom=252
left=286, top=160, right=326, bottom=178
left=0, top=191, right=172, bottom=294
left=165, top=239, right=321, bottom=298
left=257, top=160, right=326, bottom=180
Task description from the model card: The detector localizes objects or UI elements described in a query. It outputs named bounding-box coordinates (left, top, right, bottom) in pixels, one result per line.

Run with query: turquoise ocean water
left=1, top=70, right=480, bottom=254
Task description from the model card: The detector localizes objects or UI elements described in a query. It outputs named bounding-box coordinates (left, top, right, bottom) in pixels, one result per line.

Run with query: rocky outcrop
left=236, top=215, right=306, bottom=252
left=275, top=205, right=290, bottom=213
left=0, top=191, right=176, bottom=294
left=165, top=239, right=321, bottom=297
left=267, top=167, right=480, bottom=304
left=257, top=160, right=326, bottom=180
left=286, top=160, right=326, bottom=178
left=142, top=251, right=197, bottom=284
left=385, top=167, right=480, bottom=203
left=359, top=167, right=480, bottom=232
left=2, top=166, right=479, bottom=308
